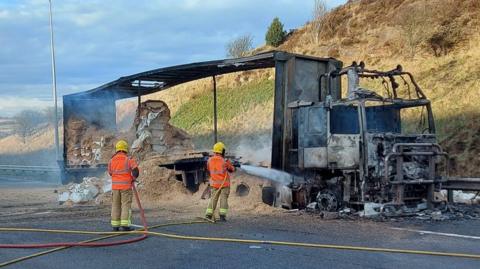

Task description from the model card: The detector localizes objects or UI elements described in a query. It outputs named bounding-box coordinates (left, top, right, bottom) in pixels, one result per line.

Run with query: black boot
left=219, top=215, right=227, bottom=222
left=112, top=227, right=120, bottom=232
left=205, top=214, right=213, bottom=220
left=121, top=226, right=133, bottom=231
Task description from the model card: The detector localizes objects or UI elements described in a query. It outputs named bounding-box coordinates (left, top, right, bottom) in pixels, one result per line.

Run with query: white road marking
left=130, top=224, right=144, bottom=228
left=33, top=211, right=53, bottom=215
left=391, top=227, right=480, bottom=240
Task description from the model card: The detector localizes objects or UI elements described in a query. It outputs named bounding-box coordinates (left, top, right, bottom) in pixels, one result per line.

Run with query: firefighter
left=108, top=140, right=139, bottom=231
left=205, top=142, right=236, bottom=222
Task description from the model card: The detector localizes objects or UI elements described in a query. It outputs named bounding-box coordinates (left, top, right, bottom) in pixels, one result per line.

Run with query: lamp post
left=48, top=0, right=60, bottom=163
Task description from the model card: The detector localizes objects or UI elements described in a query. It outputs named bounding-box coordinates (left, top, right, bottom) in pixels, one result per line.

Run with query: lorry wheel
left=262, top=186, right=276, bottom=206
left=316, top=190, right=339, bottom=212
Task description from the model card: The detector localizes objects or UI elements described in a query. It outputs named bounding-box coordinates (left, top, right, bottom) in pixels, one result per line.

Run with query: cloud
left=68, top=10, right=104, bottom=27
left=0, top=96, right=53, bottom=116
left=0, top=82, right=98, bottom=99
left=0, top=9, right=9, bottom=18
left=0, top=0, right=347, bottom=116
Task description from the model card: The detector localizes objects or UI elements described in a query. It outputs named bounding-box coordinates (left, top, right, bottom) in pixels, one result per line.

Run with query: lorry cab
left=272, top=60, right=447, bottom=210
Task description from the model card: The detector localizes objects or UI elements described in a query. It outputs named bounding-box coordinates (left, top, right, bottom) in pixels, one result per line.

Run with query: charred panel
left=271, top=55, right=342, bottom=172
left=330, top=106, right=359, bottom=134
left=299, top=105, right=327, bottom=148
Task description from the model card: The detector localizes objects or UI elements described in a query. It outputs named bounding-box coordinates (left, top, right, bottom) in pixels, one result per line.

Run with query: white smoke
left=233, top=134, right=271, bottom=165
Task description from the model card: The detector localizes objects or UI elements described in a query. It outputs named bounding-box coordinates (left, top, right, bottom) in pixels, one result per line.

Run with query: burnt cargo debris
left=65, top=116, right=117, bottom=166
left=131, top=100, right=193, bottom=159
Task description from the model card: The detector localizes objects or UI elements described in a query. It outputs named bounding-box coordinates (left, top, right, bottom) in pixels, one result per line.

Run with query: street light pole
left=48, top=0, right=60, bottom=162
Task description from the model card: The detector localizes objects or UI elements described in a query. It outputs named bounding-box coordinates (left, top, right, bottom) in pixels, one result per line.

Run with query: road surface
left=1, top=201, right=480, bottom=269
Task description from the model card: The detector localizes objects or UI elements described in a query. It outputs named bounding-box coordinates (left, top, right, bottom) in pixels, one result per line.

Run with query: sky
left=0, top=0, right=346, bottom=116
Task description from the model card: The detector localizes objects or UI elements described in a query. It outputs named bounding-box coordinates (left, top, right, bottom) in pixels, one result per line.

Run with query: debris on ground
left=360, top=203, right=382, bottom=217
left=441, top=190, right=480, bottom=204
left=132, top=155, right=279, bottom=214
left=301, top=193, right=480, bottom=222
left=353, top=203, right=480, bottom=222
left=306, top=202, right=317, bottom=211
left=339, top=208, right=353, bottom=215
left=136, top=157, right=190, bottom=202
left=320, top=211, right=339, bottom=220
left=58, top=176, right=111, bottom=206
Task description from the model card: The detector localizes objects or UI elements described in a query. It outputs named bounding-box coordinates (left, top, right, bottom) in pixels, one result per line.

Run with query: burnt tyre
left=262, top=186, right=276, bottom=206
left=316, top=190, right=340, bottom=212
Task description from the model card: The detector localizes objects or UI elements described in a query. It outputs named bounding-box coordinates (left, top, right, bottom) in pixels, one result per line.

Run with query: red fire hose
left=0, top=184, right=148, bottom=248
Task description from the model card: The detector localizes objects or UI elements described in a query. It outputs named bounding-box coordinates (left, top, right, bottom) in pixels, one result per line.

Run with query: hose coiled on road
left=0, top=184, right=148, bottom=249
left=1, top=184, right=480, bottom=268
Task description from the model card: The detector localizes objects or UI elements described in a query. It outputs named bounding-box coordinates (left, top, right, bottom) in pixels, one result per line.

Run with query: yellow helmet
left=115, top=140, right=129, bottom=153
left=213, top=142, right=225, bottom=154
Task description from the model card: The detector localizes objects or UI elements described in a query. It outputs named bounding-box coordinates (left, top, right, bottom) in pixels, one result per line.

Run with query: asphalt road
left=1, top=210, right=480, bottom=269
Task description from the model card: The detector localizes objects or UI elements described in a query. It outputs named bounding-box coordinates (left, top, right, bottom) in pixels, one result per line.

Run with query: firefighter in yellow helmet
left=108, top=140, right=139, bottom=231
left=205, top=142, right=236, bottom=221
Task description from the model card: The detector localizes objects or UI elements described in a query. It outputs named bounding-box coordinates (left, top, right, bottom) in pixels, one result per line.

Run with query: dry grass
left=0, top=126, right=62, bottom=154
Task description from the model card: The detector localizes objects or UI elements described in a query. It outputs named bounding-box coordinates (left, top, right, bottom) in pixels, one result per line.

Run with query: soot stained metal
left=270, top=58, right=449, bottom=211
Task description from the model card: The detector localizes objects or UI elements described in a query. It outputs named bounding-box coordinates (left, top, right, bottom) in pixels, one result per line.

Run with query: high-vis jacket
left=108, top=152, right=139, bottom=190
left=207, top=154, right=235, bottom=189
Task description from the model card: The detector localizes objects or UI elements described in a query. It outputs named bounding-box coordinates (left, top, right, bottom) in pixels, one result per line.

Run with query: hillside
left=0, top=126, right=58, bottom=165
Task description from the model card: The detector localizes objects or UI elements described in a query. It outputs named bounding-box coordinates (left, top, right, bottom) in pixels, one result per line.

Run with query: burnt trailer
left=61, top=52, right=281, bottom=183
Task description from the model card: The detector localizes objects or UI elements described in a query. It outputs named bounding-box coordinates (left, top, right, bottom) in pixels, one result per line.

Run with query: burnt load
left=270, top=57, right=447, bottom=212
left=131, top=100, right=193, bottom=159
left=62, top=99, right=193, bottom=183
left=64, top=116, right=117, bottom=166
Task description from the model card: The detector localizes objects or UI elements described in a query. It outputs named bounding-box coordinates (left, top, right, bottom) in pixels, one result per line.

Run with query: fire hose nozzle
left=232, top=160, right=242, bottom=168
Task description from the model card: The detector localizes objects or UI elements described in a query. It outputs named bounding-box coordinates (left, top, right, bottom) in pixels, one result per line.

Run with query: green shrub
left=265, top=17, right=286, bottom=47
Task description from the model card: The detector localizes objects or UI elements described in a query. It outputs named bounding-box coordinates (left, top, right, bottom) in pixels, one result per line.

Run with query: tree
left=311, top=0, right=328, bottom=44
left=398, top=4, right=431, bottom=58
left=265, top=17, right=286, bottom=47
left=14, top=110, right=47, bottom=143
left=226, top=34, right=253, bottom=58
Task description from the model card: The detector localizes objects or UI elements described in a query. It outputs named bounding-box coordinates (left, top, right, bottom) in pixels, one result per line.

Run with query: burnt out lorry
left=61, top=51, right=478, bottom=210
